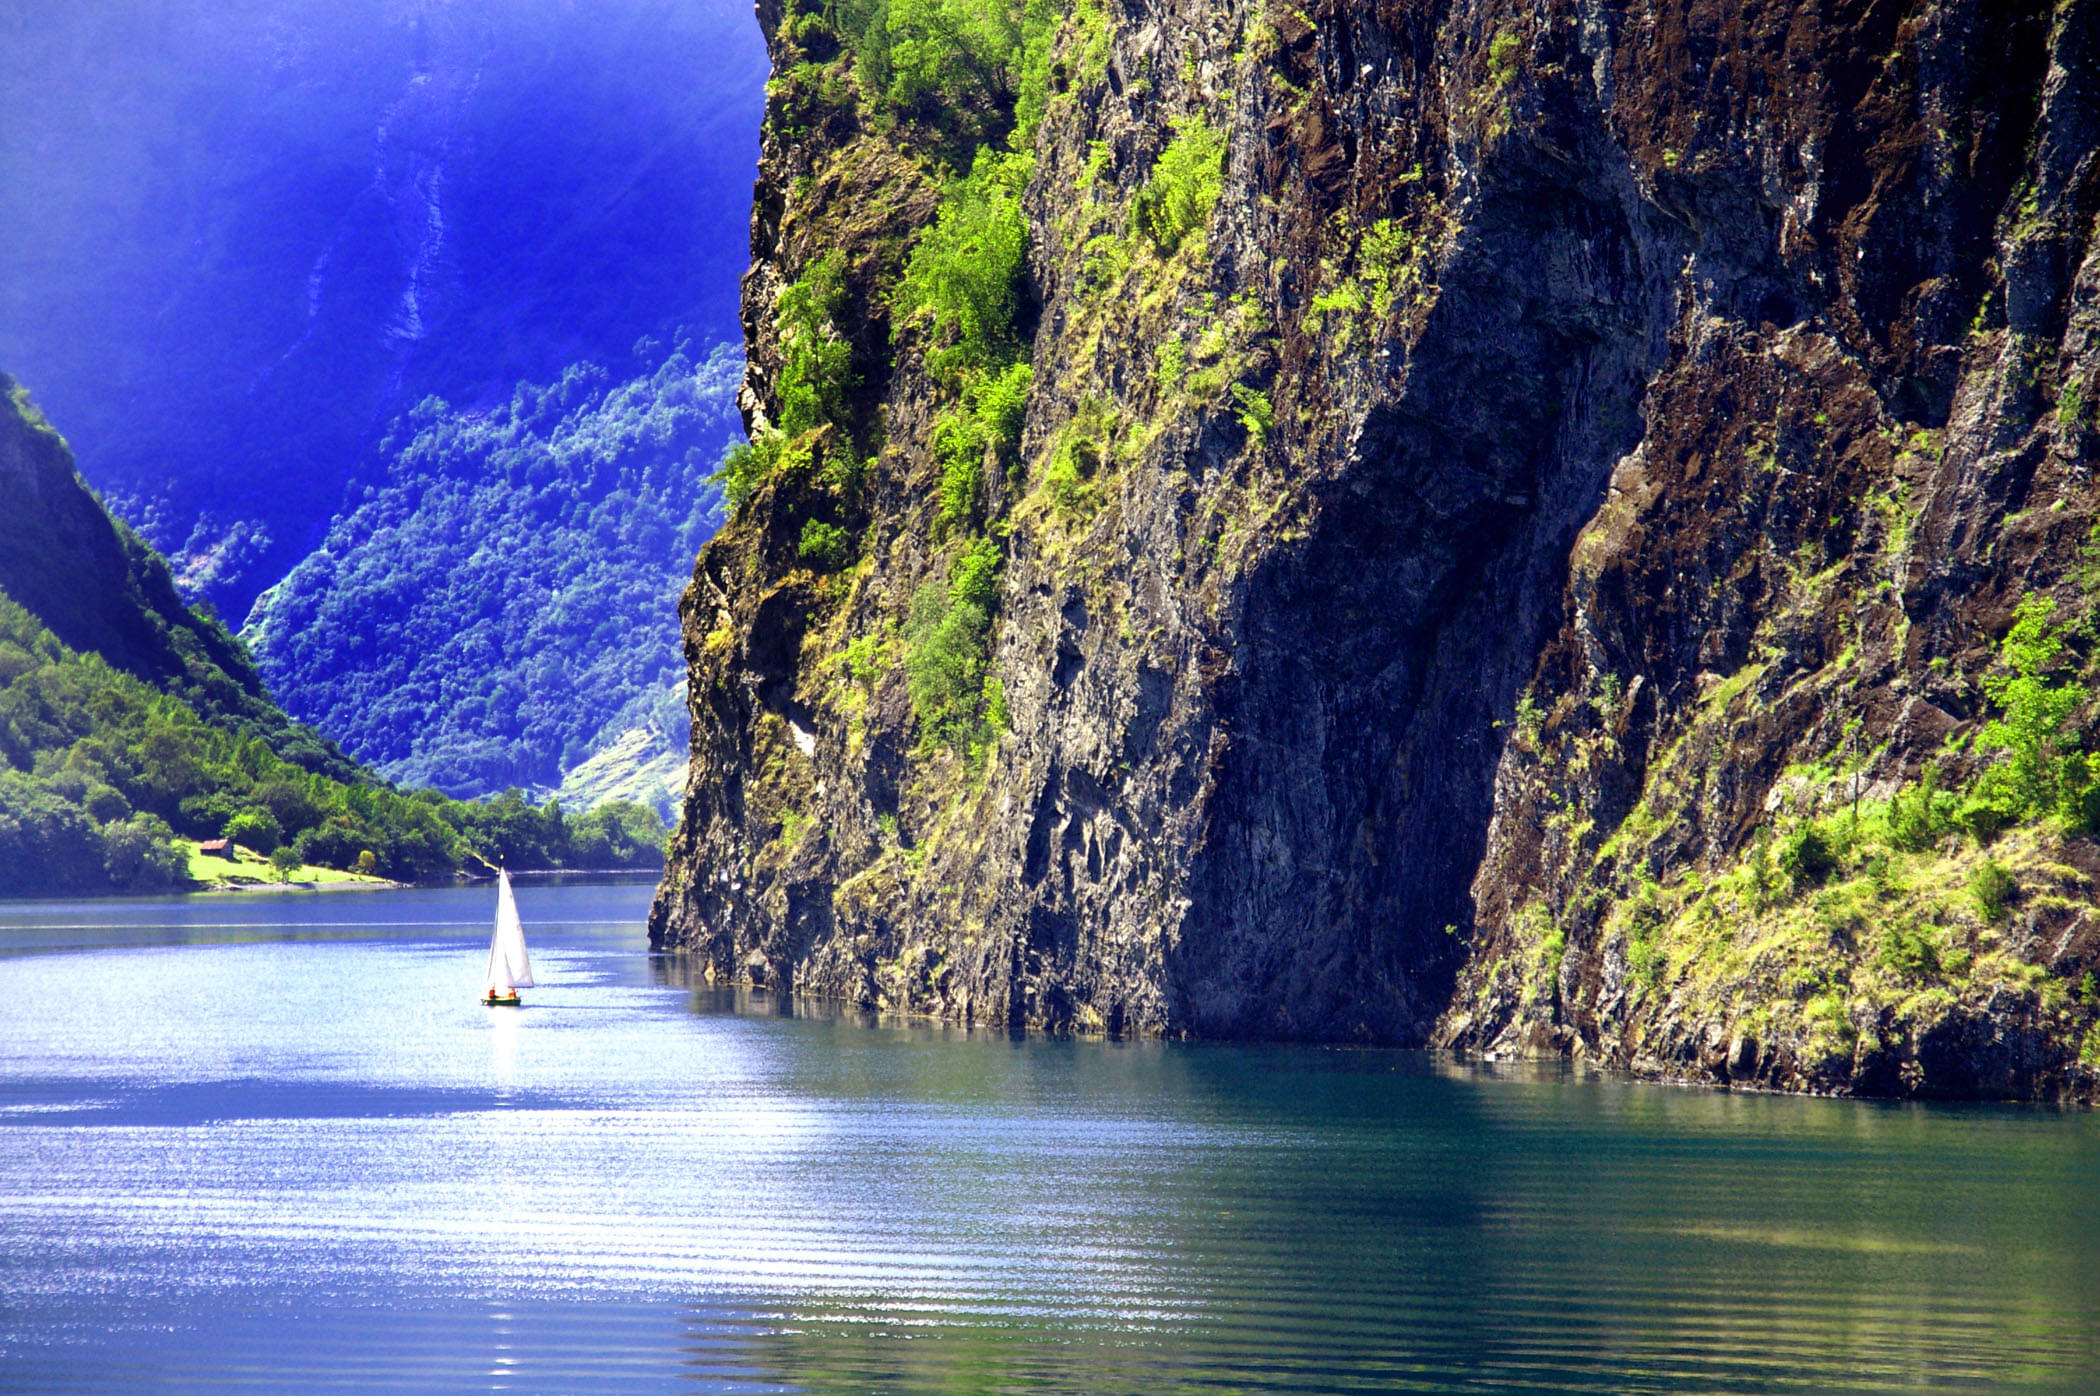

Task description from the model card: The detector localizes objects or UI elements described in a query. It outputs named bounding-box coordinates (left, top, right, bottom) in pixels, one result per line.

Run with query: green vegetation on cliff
left=894, top=150, right=1033, bottom=389
left=1134, top=115, right=1226, bottom=254
left=1480, top=470, right=2100, bottom=1092
left=657, top=0, right=2100, bottom=1103
left=1606, top=590, right=2098, bottom=1036
left=825, top=0, right=1067, bottom=156
left=718, top=0, right=1072, bottom=761
left=904, top=538, right=1006, bottom=760
left=1973, top=594, right=2093, bottom=830
left=902, top=154, right=1034, bottom=539
left=1509, top=569, right=2089, bottom=1004
left=775, top=256, right=859, bottom=437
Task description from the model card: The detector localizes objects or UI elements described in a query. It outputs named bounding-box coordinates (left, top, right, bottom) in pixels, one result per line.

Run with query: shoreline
left=0, top=866, right=665, bottom=902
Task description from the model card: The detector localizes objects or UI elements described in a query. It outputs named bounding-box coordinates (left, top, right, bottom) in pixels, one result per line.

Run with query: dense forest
left=0, top=380, right=665, bottom=895
left=246, top=342, right=740, bottom=802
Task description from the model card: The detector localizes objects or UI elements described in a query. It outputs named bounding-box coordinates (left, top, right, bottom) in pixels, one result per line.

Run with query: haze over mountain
left=1, top=0, right=764, bottom=615
left=245, top=342, right=740, bottom=810
left=0, top=0, right=766, bottom=806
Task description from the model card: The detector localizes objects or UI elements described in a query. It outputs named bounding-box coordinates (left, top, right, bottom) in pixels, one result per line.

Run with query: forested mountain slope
left=0, top=376, right=354, bottom=780
left=0, top=382, right=664, bottom=894
left=245, top=344, right=740, bottom=811
left=651, top=0, right=2100, bottom=1101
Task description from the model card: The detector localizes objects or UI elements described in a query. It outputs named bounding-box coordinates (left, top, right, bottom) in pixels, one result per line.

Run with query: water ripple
left=1, top=883, right=2096, bottom=1392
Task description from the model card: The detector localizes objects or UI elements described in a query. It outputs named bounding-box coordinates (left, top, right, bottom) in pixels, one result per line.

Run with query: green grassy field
left=177, top=841, right=391, bottom=889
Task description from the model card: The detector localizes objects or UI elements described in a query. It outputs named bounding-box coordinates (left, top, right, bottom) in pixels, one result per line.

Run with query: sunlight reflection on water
left=1, top=881, right=2097, bottom=1393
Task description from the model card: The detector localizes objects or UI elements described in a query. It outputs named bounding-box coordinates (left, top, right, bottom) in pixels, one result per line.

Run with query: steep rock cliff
left=654, top=0, right=2100, bottom=1100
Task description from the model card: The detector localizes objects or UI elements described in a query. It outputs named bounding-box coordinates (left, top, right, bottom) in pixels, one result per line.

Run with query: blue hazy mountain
left=244, top=343, right=738, bottom=808
left=0, top=0, right=765, bottom=619
left=0, top=0, right=766, bottom=810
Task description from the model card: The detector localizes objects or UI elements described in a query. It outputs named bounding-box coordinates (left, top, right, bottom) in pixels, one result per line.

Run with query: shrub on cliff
left=1976, top=594, right=2090, bottom=823
left=717, top=251, right=864, bottom=519
left=972, top=360, right=1032, bottom=445
left=895, top=149, right=1032, bottom=387
left=893, top=142, right=1036, bottom=536
left=905, top=539, right=1003, bottom=751
left=718, top=432, right=786, bottom=511
left=850, top=0, right=1024, bottom=111
left=932, top=412, right=988, bottom=534
left=1778, top=823, right=1837, bottom=888
left=1970, top=859, right=2016, bottom=921
left=1885, top=763, right=1957, bottom=851
left=1137, top=114, right=1227, bottom=253
left=798, top=520, right=854, bottom=571
left=828, top=0, right=1060, bottom=153
left=776, top=252, right=858, bottom=436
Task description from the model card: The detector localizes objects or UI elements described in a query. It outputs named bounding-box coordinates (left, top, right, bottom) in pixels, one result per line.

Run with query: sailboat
left=482, top=868, right=534, bottom=1007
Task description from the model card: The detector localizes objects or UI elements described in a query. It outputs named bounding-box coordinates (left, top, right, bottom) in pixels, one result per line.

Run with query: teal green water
left=1, top=882, right=2096, bottom=1392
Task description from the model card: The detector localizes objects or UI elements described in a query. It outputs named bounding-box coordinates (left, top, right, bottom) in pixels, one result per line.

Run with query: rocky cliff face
left=653, top=0, right=2100, bottom=1100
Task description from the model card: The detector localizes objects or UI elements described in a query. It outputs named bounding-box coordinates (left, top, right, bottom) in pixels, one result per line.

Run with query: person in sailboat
left=483, top=866, right=534, bottom=1006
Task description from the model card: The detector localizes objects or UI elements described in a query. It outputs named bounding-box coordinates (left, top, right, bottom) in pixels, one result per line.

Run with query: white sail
left=483, top=938, right=512, bottom=997
left=483, top=868, right=534, bottom=994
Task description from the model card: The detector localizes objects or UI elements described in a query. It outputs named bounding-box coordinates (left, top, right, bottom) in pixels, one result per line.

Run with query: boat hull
left=483, top=993, right=522, bottom=1007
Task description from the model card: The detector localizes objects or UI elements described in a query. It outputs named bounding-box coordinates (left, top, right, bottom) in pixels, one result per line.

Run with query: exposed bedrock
left=654, top=0, right=2100, bottom=1099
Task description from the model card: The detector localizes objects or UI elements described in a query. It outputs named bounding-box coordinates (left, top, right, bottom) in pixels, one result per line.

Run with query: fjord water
left=2, top=885, right=2095, bottom=1394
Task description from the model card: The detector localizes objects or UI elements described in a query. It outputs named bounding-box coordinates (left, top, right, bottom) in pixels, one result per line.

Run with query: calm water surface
left=1, top=882, right=2096, bottom=1393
